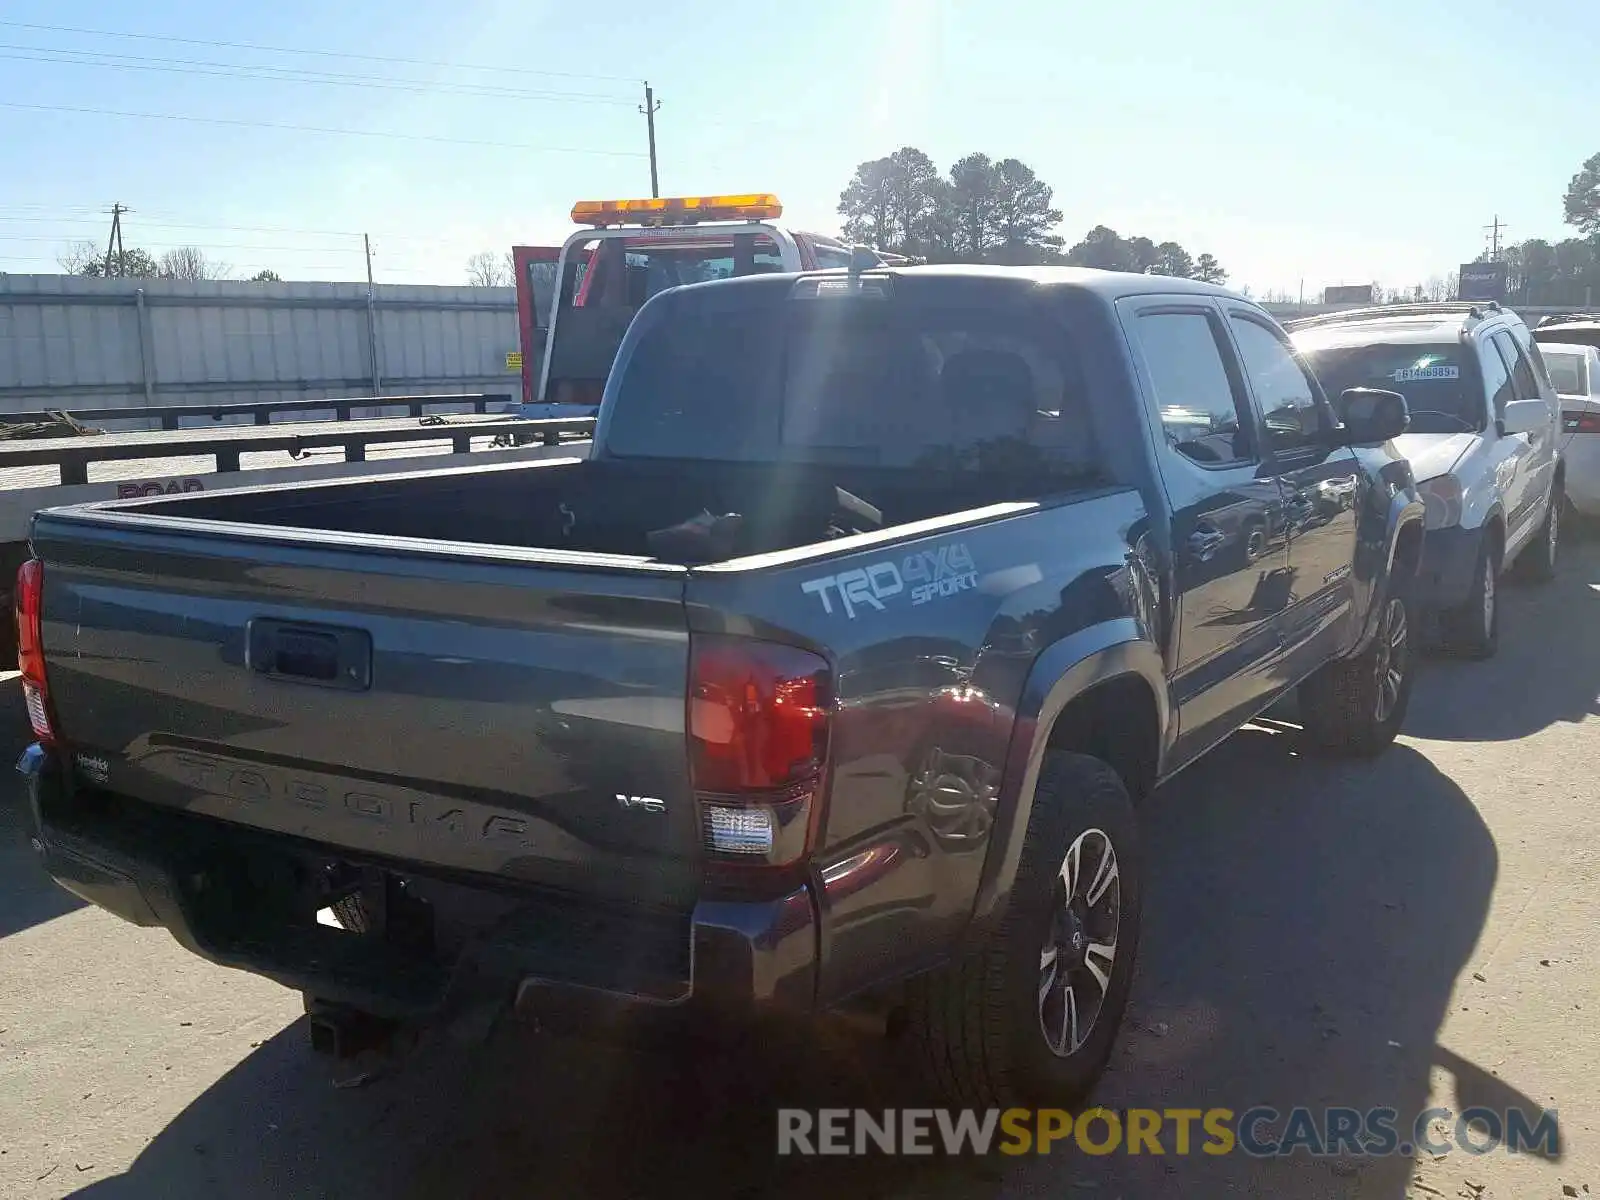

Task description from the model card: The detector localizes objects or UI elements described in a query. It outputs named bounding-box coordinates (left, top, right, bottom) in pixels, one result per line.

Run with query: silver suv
left=1288, top=303, right=1563, bottom=658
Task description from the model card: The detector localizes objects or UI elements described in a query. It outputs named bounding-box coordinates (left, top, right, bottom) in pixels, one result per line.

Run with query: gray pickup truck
left=18, top=265, right=1422, bottom=1108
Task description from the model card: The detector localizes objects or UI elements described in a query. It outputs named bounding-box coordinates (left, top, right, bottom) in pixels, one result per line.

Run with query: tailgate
left=33, top=513, right=701, bottom=909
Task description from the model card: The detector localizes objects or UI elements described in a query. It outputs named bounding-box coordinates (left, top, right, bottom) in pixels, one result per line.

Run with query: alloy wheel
left=1481, top=556, right=1496, bottom=641
left=1038, top=828, right=1120, bottom=1058
left=1373, top=597, right=1409, bottom=724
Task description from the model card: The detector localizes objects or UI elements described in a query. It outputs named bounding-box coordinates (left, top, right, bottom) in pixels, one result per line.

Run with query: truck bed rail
left=0, top=392, right=515, bottom=432
left=0, top=414, right=596, bottom=486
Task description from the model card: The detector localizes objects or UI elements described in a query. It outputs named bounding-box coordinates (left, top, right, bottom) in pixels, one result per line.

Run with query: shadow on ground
left=1404, top=537, right=1600, bottom=741
left=0, top=782, right=84, bottom=939
left=64, top=724, right=1515, bottom=1200
left=0, top=674, right=84, bottom=939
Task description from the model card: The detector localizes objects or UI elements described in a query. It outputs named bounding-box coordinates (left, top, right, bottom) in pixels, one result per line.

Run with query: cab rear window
left=605, top=291, right=1101, bottom=484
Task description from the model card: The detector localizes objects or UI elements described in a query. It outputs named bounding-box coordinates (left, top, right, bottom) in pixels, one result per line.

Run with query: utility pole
left=103, top=203, right=127, bottom=276
left=363, top=234, right=381, bottom=396
left=1484, top=215, right=1506, bottom=261
left=640, top=82, right=661, bottom=198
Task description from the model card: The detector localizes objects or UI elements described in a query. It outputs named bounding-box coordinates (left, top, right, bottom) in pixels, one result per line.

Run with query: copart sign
left=801, top=542, right=978, bottom=619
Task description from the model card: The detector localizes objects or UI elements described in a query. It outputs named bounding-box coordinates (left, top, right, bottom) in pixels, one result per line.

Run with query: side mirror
left=1331, top=387, right=1409, bottom=445
left=1499, top=398, right=1547, bottom=436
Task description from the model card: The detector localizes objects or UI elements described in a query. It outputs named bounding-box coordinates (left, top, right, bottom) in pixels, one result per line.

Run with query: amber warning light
left=570, top=193, right=783, bottom=227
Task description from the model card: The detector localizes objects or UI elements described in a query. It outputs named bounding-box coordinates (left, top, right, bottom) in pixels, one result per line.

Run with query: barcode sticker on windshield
left=1393, top=365, right=1460, bottom=381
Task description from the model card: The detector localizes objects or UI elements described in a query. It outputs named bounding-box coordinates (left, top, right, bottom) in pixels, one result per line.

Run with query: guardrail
left=0, top=392, right=516, bottom=431
left=0, top=414, right=597, bottom=486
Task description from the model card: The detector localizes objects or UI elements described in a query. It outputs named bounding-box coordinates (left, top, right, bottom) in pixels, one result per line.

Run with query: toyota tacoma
left=18, top=265, right=1422, bottom=1106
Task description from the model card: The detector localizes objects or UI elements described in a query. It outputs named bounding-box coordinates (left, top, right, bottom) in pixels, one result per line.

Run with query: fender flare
left=1353, top=491, right=1425, bottom=653
left=967, top=618, right=1169, bottom=931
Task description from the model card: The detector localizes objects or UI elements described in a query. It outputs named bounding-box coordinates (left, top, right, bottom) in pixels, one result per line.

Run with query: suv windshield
left=605, top=288, right=1101, bottom=487
left=1300, top=342, right=1482, bottom=434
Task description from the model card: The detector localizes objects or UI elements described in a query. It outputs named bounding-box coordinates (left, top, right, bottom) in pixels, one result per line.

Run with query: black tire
left=904, top=751, right=1141, bottom=1108
left=330, top=893, right=370, bottom=933
left=1442, top=534, right=1500, bottom=659
left=1516, top=483, right=1562, bottom=583
left=1300, top=586, right=1414, bottom=756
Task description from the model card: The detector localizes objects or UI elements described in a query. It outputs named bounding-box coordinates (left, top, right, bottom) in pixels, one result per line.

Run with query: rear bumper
left=1413, top=524, right=1482, bottom=611
left=1561, top=436, right=1600, bottom=516
left=19, top=745, right=818, bottom=1029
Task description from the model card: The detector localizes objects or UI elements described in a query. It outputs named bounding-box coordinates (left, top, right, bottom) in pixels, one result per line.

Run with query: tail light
left=15, top=558, right=56, bottom=744
left=1564, top=409, right=1600, bottom=434
left=689, top=636, right=833, bottom=876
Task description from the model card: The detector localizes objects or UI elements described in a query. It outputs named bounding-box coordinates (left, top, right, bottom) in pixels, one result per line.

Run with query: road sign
left=506, top=351, right=524, bottom=370
left=1459, top=262, right=1508, bottom=303
left=1324, top=284, right=1375, bottom=304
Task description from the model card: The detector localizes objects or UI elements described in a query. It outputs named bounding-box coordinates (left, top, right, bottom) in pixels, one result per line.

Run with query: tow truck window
left=810, top=243, right=854, bottom=270
left=567, top=234, right=784, bottom=310
left=525, top=259, right=559, bottom=330
left=606, top=296, right=1098, bottom=482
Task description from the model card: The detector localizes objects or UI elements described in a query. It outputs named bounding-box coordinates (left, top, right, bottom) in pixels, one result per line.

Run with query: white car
left=1290, top=303, right=1564, bottom=658
left=1531, top=335, right=1600, bottom=519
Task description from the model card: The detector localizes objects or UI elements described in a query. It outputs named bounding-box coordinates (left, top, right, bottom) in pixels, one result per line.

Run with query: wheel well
left=1393, top=520, right=1422, bottom=579
left=1044, top=675, right=1160, bottom=801
left=1484, top=512, right=1505, bottom=564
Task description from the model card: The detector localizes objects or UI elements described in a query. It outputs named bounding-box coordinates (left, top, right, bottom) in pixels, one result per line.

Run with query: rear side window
left=1494, top=331, right=1540, bottom=403
left=1512, top=328, right=1554, bottom=391
left=1131, top=311, right=1253, bottom=466
left=1482, top=338, right=1516, bottom=420
left=605, top=291, right=1100, bottom=484
left=809, top=243, right=854, bottom=270
left=1543, top=351, right=1588, bottom=396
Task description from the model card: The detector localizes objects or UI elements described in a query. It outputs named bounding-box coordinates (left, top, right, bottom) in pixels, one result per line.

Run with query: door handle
left=1187, top=528, right=1228, bottom=561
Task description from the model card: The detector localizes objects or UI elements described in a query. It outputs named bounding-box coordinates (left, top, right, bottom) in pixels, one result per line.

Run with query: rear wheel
left=330, top=894, right=370, bottom=933
left=1442, top=534, right=1499, bottom=659
left=904, top=751, right=1141, bottom=1107
left=1517, top=482, right=1561, bottom=583
left=1300, top=588, right=1414, bottom=756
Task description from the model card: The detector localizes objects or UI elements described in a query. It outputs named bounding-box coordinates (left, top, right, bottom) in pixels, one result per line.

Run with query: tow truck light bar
left=570, top=193, right=783, bottom=227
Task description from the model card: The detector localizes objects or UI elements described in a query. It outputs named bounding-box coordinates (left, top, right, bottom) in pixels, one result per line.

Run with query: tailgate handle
left=246, top=619, right=372, bottom=690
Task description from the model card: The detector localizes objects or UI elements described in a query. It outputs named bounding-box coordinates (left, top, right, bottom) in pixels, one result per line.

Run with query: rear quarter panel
left=688, top=488, right=1159, bottom=1000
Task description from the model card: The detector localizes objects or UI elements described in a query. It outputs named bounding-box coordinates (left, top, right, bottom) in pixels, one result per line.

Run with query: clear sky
left=1, top=0, right=1595, bottom=294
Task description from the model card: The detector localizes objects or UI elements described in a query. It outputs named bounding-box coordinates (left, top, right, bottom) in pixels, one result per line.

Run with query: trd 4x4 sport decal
left=800, top=543, right=979, bottom=619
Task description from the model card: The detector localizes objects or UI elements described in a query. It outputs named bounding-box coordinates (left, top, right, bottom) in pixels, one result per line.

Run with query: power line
left=0, top=212, right=558, bottom=248
left=0, top=101, right=647, bottom=157
left=0, top=45, right=638, bottom=104
left=0, top=214, right=367, bottom=236
left=0, top=19, right=639, bottom=82
left=0, top=234, right=374, bottom=253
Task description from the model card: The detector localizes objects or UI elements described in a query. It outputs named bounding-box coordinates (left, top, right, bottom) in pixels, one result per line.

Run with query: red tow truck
left=510, top=192, right=894, bottom=415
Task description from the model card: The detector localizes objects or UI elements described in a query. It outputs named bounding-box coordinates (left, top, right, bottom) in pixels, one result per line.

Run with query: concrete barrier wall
left=0, top=274, right=525, bottom=426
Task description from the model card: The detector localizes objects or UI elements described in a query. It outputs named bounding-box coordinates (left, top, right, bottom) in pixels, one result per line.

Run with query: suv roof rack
left=1536, top=312, right=1600, bottom=328
left=1286, top=301, right=1503, bottom=333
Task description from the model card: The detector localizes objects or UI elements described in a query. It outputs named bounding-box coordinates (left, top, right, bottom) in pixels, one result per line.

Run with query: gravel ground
left=1, top=543, right=1597, bottom=1200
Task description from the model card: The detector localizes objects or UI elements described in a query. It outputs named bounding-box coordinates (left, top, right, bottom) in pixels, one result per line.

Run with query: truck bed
left=91, top=454, right=1055, bottom=565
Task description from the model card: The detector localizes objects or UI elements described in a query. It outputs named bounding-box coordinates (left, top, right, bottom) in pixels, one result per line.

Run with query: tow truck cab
left=511, top=192, right=889, bottom=413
